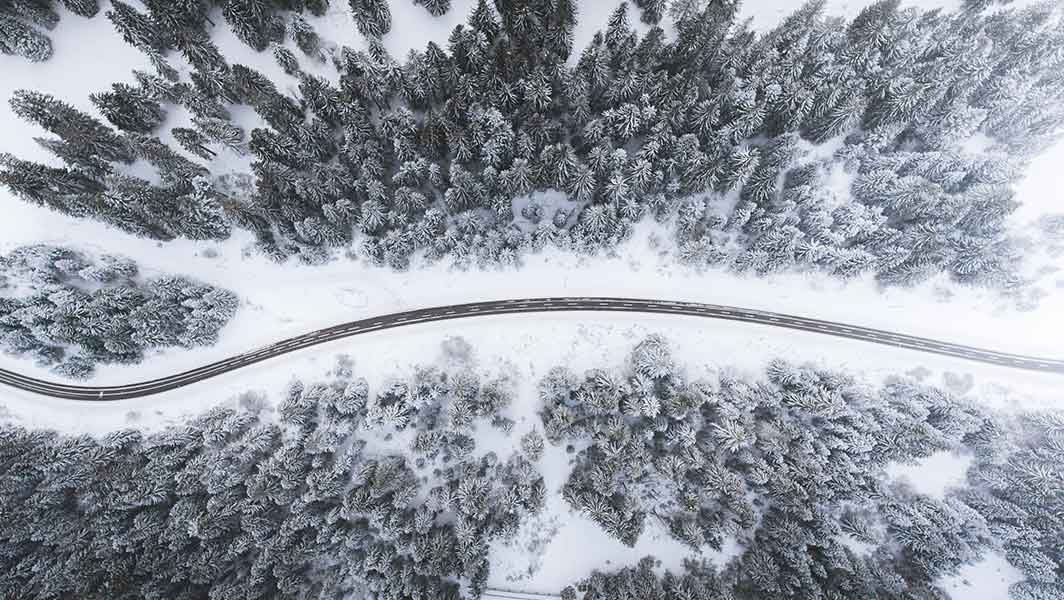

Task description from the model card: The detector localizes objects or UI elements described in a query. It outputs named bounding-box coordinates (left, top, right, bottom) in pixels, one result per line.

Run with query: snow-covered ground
left=0, top=309, right=1040, bottom=587
left=0, top=3, right=1060, bottom=597
left=2, top=0, right=1061, bottom=389
left=3, top=311, right=1047, bottom=594
left=3, top=213, right=1063, bottom=384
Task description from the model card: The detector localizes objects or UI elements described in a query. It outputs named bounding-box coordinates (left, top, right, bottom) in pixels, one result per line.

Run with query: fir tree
left=172, top=127, right=216, bottom=160
left=349, top=0, right=391, bottom=38
left=106, top=0, right=166, bottom=53
left=59, top=0, right=99, bottom=17
left=290, top=15, right=322, bottom=58
left=2, top=0, right=59, bottom=30
left=90, top=82, right=166, bottom=134
left=0, top=245, right=237, bottom=377
left=0, top=14, right=53, bottom=62
left=272, top=43, right=301, bottom=75
left=414, top=0, right=450, bottom=17
left=635, top=0, right=666, bottom=24
left=222, top=0, right=282, bottom=51
left=10, top=89, right=133, bottom=166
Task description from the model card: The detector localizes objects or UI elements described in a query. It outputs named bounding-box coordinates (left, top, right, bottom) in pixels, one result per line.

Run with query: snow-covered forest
left=1, top=340, right=1060, bottom=599
left=1, top=0, right=1062, bottom=599
left=0, top=244, right=238, bottom=378
left=3, top=0, right=1063, bottom=290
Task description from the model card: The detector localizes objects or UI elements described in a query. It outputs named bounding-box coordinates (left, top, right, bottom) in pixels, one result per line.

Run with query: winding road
left=1, top=297, right=1060, bottom=400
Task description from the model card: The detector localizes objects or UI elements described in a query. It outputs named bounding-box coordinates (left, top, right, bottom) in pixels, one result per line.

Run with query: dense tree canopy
left=3, top=3, right=1062, bottom=598
left=1, top=0, right=1060, bottom=290
left=0, top=356, right=542, bottom=599
left=545, top=338, right=1063, bottom=600
left=0, top=244, right=238, bottom=378
left=1, top=340, right=1061, bottom=599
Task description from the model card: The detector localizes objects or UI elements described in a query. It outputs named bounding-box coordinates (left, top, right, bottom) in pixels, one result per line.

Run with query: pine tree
left=414, top=0, right=450, bottom=16
left=10, top=89, right=133, bottom=165
left=669, top=0, right=715, bottom=23
left=126, top=134, right=208, bottom=185
left=192, top=115, right=245, bottom=152
left=106, top=0, right=166, bottom=53
left=2, top=0, right=59, bottom=30
left=222, top=0, right=281, bottom=52
left=273, top=43, right=301, bottom=75
left=0, top=15, right=53, bottom=62
left=635, top=0, right=666, bottom=24
left=132, top=69, right=182, bottom=102
left=172, top=127, right=216, bottom=160
left=520, top=429, right=545, bottom=460
left=290, top=15, right=322, bottom=58
left=229, top=64, right=276, bottom=106
left=349, top=0, right=391, bottom=38
left=174, top=177, right=233, bottom=240
left=90, top=83, right=166, bottom=134
left=0, top=245, right=237, bottom=376
left=59, top=0, right=100, bottom=18
left=1, top=0, right=1059, bottom=287
left=140, top=0, right=211, bottom=47
left=0, top=153, right=102, bottom=208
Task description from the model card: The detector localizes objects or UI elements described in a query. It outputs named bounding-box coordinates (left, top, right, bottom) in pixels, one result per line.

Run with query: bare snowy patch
left=939, top=552, right=1025, bottom=600
left=886, top=451, right=973, bottom=501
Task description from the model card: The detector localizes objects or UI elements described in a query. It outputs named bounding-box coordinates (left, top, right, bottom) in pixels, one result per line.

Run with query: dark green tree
left=90, top=82, right=166, bottom=134
left=349, top=0, right=391, bottom=37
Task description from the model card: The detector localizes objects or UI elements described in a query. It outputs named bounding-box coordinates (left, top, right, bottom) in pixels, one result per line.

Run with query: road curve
left=1, top=297, right=1060, bottom=400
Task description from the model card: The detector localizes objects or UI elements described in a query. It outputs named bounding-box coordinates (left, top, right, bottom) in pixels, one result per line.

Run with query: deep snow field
left=0, top=1, right=1061, bottom=597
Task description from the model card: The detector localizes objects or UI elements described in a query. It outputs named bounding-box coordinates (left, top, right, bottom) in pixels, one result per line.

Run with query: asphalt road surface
left=482, top=590, right=562, bottom=600
left=1, top=297, right=1060, bottom=400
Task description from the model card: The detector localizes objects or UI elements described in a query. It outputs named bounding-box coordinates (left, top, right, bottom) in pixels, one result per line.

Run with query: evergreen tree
left=634, top=0, right=666, bottom=24
left=0, top=245, right=238, bottom=377
left=222, top=0, right=282, bottom=52
left=0, top=152, right=103, bottom=209
left=10, top=89, right=133, bottom=166
left=1, top=0, right=1060, bottom=294
left=0, top=14, right=52, bottom=62
left=230, top=63, right=278, bottom=106
left=273, top=43, right=301, bottom=75
left=172, top=126, right=216, bottom=160
left=0, top=351, right=544, bottom=597
left=349, top=0, right=391, bottom=38
left=59, top=0, right=99, bottom=17
left=290, top=15, right=322, bottom=58
left=106, top=0, right=166, bottom=53
left=193, top=115, right=245, bottom=152
left=2, top=0, right=59, bottom=30
left=414, top=0, right=450, bottom=16
left=90, top=82, right=166, bottom=134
